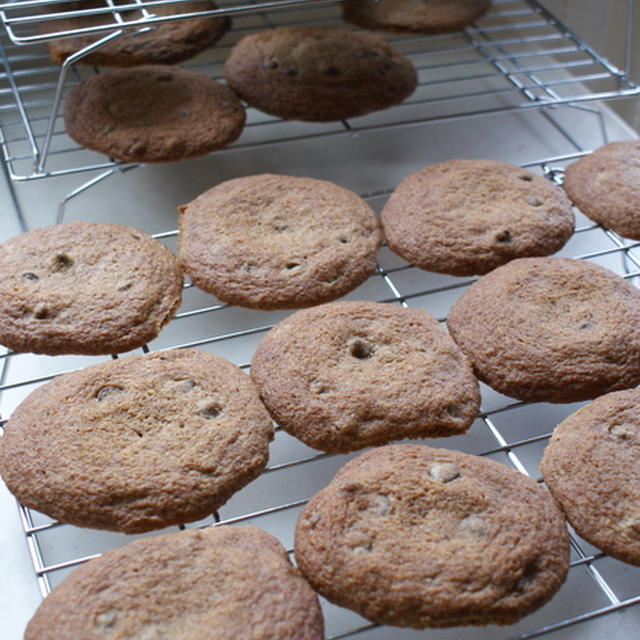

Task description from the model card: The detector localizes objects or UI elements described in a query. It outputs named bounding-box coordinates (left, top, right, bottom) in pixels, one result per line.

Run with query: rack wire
left=0, top=1, right=639, bottom=639
left=0, top=0, right=638, bottom=182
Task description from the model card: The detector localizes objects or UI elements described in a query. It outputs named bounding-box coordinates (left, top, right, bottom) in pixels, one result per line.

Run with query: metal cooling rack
left=0, top=1, right=639, bottom=639
left=0, top=0, right=638, bottom=182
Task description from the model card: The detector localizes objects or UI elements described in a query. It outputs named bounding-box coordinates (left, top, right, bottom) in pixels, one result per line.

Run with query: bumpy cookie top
left=381, top=159, right=574, bottom=276
left=342, top=0, right=492, bottom=34
left=26, top=526, right=324, bottom=640
left=563, top=141, right=640, bottom=240
left=295, top=444, right=569, bottom=628
left=41, top=1, right=230, bottom=67
left=64, top=65, right=245, bottom=163
left=0, top=349, right=274, bottom=532
left=541, top=387, right=640, bottom=566
left=178, top=174, right=382, bottom=309
left=447, top=257, right=640, bottom=402
left=0, top=221, right=182, bottom=355
left=223, top=26, right=417, bottom=121
left=251, top=301, right=480, bottom=452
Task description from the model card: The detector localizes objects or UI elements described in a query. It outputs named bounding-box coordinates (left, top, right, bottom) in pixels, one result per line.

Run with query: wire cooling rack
left=0, top=0, right=638, bottom=181
left=0, top=1, right=639, bottom=639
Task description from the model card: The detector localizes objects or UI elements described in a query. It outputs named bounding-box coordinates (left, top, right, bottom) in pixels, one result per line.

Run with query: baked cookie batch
left=2, top=1, right=639, bottom=636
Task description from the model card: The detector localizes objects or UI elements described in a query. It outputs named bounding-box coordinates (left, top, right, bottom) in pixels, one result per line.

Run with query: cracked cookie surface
left=178, top=174, right=382, bottom=309
left=0, top=221, right=182, bottom=355
left=64, top=65, right=245, bottom=163
left=250, top=301, right=480, bottom=452
left=381, top=159, right=574, bottom=276
left=295, top=444, right=569, bottom=628
left=563, top=140, right=640, bottom=240
left=541, top=387, right=640, bottom=566
left=41, top=1, right=230, bottom=67
left=223, top=26, right=417, bottom=121
left=447, top=257, right=640, bottom=402
left=341, top=0, right=492, bottom=34
left=0, top=349, right=274, bottom=532
left=25, top=526, right=324, bottom=640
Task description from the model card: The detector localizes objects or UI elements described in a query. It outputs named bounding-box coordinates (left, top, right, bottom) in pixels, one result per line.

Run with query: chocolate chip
left=22, top=272, right=39, bottom=281
left=50, top=254, right=73, bottom=272
left=96, top=385, right=124, bottom=401
left=495, top=230, right=512, bottom=244
left=518, top=174, right=533, bottom=181
left=199, top=402, right=222, bottom=418
left=349, top=339, right=373, bottom=359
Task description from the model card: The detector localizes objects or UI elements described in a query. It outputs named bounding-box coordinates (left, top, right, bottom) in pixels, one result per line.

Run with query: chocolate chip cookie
left=563, top=141, right=640, bottom=239
left=342, top=0, right=492, bottom=34
left=223, top=26, right=417, bottom=121
left=447, top=257, right=640, bottom=402
left=0, top=221, right=182, bottom=355
left=0, top=349, right=274, bottom=532
left=178, top=174, right=382, bottom=309
left=251, top=301, right=480, bottom=453
left=295, top=444, right=569, bottom=628
left=381, top=159, right=574, bottom=276
left=64, top=65, right=245, bottom=163
left=41, top=1, right=230, bottom=67
left=541, top=387, right=640, bottom=566
left=26, top=526, right=324, bottom=639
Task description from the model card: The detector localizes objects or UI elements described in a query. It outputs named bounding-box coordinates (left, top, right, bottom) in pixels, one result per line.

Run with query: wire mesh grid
left=1, top=147, right=640, bottom=639
left=0, top=0, right=638, bottom=180
left=0, top=1, right=639, bottom=638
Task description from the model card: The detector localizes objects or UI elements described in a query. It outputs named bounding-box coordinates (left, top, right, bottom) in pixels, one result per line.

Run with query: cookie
left=0, top=349, right=274, bottom=533
left=178, top=174, right=382, bottom=310
left=342, top=0, right=492, bottom=34
left=223, top=26, right=417, bottom=122
left=540, top=387, right=640, bottom=566
left=447, top=257, right=640, bottom=403
left=250, top=301, right=480, bottom=453
left=563, top=140, right=640, bottom=240
left=25, top=525, right=324, bottom=639
left=295, top=444, right=569, bottom=628
left=381, top=159, right=574, bottom=276
left=0, top=221, right=182, bottom=355
left=41, top=1, right=230, bottom=67
left=64, top=65, right=245, bottom=163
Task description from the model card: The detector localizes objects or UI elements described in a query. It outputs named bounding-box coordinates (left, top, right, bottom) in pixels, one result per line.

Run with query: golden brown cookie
left=295, top=444, right=569, bottom=628
left=381, top=159, right=574, bottom=276
left=447, top=257, right=640, bottom=402
left=25, top=526, right=324, bottom=640
left=0, top=349, right=274, bottom=533
left=563, top=141, right=640, bottom=239
left=540, top=387, right=640, bottom=566
left=223, top=26, right=417, bottom=122
left=342, top=0, right=492, bottom=34
left=0, top=221, right=182, bottom=355
left=41, top=1, right=230, bottom=67
left=178, top=174, right=382, bottom=310
left=250, top=301, right=480, bottom=453
left=64, top=65, right=245, bottom=163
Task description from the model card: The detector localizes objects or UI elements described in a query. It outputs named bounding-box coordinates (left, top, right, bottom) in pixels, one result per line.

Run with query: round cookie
left=25, top=526, right=324, bottom=640
left=64, top=65, right=245, bottom=163
left=540, top=387, right=640, bottom=566
left=381, top=159, right=574, bottom=276
left=40, top=1, right=230, bottom=67
left=0, top=349, right=274, bottom=533
left=295, top=444, right=569, bottom=628
left=250, top=301, right=480, bottom=453
left=178, top=174, right=382, bottom=310
left=223, top=26, right=417, bottom=122
left=341, top=0, right=492, bottom=34
left=0, top=221, right=182, bottom=355
left=563, top=140, right=640, bottom=239
left=446, top=257, right=640, bottom=403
